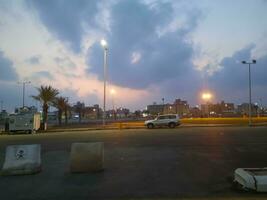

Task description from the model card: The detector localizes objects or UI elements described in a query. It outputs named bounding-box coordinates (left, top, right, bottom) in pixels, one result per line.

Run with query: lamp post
left=242, top=59, right=256, bottom=126
left=110, top=89, right=116, bottom=120
left=162, top=98, right=165, bottom=114
left=18, top=80, right=31, bottom=108
left=0, top=100, right=3, bottom=111
left=101, top=39, right=108, bottom=126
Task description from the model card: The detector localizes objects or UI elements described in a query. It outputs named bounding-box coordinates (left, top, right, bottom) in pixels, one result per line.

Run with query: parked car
left=144, top=114, right=180, bottom=129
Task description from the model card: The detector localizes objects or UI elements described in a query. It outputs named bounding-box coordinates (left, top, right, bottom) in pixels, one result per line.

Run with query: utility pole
left=18, top=81, right=31, bottom=108
left=101, top=39, right=108, bottom=127
left=0, top=100, right=3, bottom=111
left=242, top=60, right=256, bottom=126
left=162, top=98, right=165, bottom=114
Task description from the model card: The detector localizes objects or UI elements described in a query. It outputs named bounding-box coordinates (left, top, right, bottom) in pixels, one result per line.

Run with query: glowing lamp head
left=100, top=39, right=108, bottom=48
left=110, top=89, right=116, bottom=95
left=202, top=93, right=212, bottom=100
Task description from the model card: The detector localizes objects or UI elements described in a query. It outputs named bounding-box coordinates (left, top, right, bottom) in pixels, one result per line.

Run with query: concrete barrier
left=70, top=142, right=104, bottom=173
left=1, top=144, right=41, bottom=175
left=234, top=168, right=267, bottom=192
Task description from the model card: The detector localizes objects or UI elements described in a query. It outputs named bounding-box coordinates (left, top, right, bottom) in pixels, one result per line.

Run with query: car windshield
left=0, top=1, right=267, bottom=199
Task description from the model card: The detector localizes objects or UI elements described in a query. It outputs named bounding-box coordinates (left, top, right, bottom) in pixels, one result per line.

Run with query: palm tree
left=53, top=96, right=68, bottom=126
left=64, top=100, right=70, bottom=125
left=32, top=85, right=59, bottom=130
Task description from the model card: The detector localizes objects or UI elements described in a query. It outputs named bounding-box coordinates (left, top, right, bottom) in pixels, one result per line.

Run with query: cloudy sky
left=0, top=0, right=267, bottom=112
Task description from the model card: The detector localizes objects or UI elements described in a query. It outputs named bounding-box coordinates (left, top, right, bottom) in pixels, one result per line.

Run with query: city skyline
left=1, top=0, right=267, bottom=112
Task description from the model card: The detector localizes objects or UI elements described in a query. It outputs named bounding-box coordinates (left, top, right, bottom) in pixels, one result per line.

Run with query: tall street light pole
left=242, top=59, right=256, bottom=126
left=162, top=98, right=165, bottom=114
left=101, top=39, right=108, bottom=126
left=18, top=81, right=31, bottom=108
left=110, top=89, right=116, bottom=120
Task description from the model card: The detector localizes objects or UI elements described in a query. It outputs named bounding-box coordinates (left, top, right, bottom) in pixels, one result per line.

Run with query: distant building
left=147, top=99, right=190, bottom=117
left=189, top=106, right=201, bottom=117
left=83, top=104, right=101, bottom=119
left=201, top=101, right=235, bottom=117
left=116, top=107, right=130, bottom=118
left=147, top=103, right=164, bottom=115
left=173, top=99, right=190, bottom=116
left=162, top=99, right=190, bottom=117
left=237, top=103, right=258, bottom=116
left=220, top=101, right=235, bottom=116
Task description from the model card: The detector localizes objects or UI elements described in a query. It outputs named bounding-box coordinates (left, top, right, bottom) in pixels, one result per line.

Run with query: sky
left=0, top=0, right=267, bottom=112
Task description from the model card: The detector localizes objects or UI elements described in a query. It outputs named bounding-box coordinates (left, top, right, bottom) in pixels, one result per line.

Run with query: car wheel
left=168, top=122, right=176, bottom=128
left=147, top=123, right=154, bottom=129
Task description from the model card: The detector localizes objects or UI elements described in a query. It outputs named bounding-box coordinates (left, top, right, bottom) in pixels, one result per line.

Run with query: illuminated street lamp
left=242, top=59, right=256, bottom=126
left=202, top=92, right=212, bottom=102
left=101, top=39, right=108, bottom=126
left=110, top=88, right=116, bottom=95
left=18, top=80, right=31, bottom=108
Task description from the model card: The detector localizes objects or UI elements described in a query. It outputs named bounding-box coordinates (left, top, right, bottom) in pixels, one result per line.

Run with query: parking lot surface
left=1, top=127, right=267, bottom=200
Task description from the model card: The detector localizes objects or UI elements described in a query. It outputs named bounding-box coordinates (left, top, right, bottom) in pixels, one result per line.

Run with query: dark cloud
left=207, top=44, right=267, bottom=103
left=209, top=44, right=267, bottom=89
left=26, top=0, right=98, bottom=52
left=26, top=55, right=41, bottom=65
left=0, top=50, right=18, bottom=81
left=88, top=0, right=202, bottom=89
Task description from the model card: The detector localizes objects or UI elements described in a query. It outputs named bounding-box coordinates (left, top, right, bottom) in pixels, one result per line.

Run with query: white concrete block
left=70, top=142, right=104, bottom=173
left=1, top=144, right=41, bottom=175
left=234, top=168, right=267, bottom=192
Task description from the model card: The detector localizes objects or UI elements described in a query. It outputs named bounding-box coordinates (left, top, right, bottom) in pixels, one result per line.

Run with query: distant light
left=252, top=59, right=256, bottom=64
left=242, top=61, right=247, bottom=64
left=100, top=39, right=107, bottom=47
left=202, top=93, right=212, bottom=100
left=142, top=113, right=148, bottom=117
left=110, top=88, right=116, bottom=95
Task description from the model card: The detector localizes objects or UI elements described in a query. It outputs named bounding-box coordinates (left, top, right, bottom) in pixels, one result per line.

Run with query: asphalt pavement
left=1, top=127, right=267, bottom=200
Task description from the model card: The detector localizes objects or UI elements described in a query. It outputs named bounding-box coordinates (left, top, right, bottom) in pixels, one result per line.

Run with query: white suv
left=145, top=114, right=181, bottom=129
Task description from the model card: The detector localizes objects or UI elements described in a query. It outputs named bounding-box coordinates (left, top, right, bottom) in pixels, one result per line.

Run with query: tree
left=32, top=85, right=59, bottom=130
left=53, top=96, right=68, bottom=126
left=64, top=100, right=70, bottom=125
